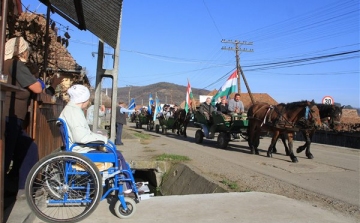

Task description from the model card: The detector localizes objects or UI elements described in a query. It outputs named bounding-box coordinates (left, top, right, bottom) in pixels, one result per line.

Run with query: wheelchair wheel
left=25, top=152, right=103, bottom=223
left=114, top=197, right=137, bottom=219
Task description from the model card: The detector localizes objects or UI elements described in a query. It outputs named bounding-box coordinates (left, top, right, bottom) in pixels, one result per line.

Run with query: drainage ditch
left=133, top=163, right=227, bottom=196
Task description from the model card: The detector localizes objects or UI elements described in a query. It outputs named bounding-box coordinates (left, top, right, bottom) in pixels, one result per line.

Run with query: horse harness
left=259, top=105, right=314, bottom=130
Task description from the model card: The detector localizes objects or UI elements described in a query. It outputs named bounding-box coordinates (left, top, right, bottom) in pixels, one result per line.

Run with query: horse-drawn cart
left=193, top=111, right=248, bottom=149
left=155, top=116, right=176, bottom=134
left=135, top=113, right=154, bottom=130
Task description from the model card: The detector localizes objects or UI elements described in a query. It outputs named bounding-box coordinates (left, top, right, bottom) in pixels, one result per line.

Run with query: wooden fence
left=32, top=93, right=65, bottom=159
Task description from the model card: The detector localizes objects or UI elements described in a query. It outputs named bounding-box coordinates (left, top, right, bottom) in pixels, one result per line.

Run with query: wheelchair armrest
left=74, top=141, right=106, bottom=147
left=85, top=140, right=106, bottom=144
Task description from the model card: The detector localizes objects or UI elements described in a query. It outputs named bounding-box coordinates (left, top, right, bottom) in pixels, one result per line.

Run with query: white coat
left=59, top=101, right=108, bottom=153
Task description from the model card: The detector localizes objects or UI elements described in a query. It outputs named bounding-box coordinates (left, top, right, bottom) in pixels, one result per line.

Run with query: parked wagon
left=193, top=111, right=248, bottom=149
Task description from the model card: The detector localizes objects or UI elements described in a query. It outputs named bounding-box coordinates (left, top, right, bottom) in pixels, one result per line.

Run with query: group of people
left=198, top=94, right=245, bottom=138
left=3, top=37, right=137, bottom=199
left=159, top=104, right=178, bottom=119
left=199, top=93, right=245, bottom=121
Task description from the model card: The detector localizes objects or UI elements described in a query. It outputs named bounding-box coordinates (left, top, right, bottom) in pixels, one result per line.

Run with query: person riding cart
left=199, top=97, right=216, bottom=138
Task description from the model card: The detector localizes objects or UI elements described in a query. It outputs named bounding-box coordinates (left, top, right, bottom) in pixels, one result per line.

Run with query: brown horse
left=273, top=104, right=344, bottom=159
left=247, top=100, right=322, bottom=163
left=172, top=109, right=192, bottom=137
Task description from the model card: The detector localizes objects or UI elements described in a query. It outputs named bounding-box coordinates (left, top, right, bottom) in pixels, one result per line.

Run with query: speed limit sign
left=322, top=96, right=334, bottom=105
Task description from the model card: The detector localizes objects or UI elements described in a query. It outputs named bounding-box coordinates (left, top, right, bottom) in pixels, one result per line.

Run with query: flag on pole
left=128, top=98, right=136, bottom=117
left=153, top=97, right=161, bottom=121
left=128, top=98, right=136, bottom=110
left=211, top=70, right=237, bottom=105
left=148, top=93, right=154, bottom=115
left=185, top=79, right=194, bottom=114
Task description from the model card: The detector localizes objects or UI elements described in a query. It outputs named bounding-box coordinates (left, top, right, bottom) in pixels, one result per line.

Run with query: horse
left=247, top=100, right=322, bottom=163
left=273, top=104, right=344, bottom=159
left=172, top=108, right=192, bottom=137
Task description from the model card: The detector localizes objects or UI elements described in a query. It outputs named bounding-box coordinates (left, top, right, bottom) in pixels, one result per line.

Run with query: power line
left=202, top=0, right=222, bottom=38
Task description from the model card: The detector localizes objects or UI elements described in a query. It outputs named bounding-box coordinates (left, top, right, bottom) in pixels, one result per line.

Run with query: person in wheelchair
left=59, top=84, right=133, bottom=193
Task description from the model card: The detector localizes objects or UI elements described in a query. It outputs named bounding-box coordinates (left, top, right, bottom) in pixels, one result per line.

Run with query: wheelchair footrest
left=139, top=193, right=154, bottom=200
left=136, top=182, right=150, bottom=193
left=136, top=182, right=153, bottom=200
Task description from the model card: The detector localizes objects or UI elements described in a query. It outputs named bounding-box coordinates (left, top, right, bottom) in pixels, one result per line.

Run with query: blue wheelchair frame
left=56, top=118, right=140, bottom=208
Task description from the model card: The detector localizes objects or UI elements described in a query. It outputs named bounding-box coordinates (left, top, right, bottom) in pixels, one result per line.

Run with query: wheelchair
left=25, top=118, right=141, bottom=223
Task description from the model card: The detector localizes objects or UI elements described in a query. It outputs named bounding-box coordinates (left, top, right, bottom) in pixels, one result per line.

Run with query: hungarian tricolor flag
left=211, top=70, right=237, bottom=105
left=185, top=80, right=193, bottom=114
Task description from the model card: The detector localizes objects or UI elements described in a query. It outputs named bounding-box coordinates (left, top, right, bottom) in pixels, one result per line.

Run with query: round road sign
left=322, top=96, right=334, bottom=105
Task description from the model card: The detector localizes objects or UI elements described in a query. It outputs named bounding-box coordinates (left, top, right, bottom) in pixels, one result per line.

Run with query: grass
left=155, top=153, right=191, bottom=162
left=133, top=132, right=152, bottom=140
left=220, top=178, right=239, bottom=190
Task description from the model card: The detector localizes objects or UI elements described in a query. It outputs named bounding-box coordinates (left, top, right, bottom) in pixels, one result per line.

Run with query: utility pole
left=221, top=39, right=256, bottom=104
left=126, top=85, right=132, bottom=105
left=221, top=39, right=253, bottom=94
left=170, top=90, right=173, bottom=104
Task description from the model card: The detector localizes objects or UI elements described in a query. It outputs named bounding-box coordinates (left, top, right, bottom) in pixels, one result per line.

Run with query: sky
left=21, top=0, right=359, bottom=107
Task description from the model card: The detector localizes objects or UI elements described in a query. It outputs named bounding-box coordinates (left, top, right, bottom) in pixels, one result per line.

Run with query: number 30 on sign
left=322, top=96, right=334, bottom=105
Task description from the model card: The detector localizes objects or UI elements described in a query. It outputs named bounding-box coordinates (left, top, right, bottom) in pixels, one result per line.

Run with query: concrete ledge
left=161, top=163, right=227, bottom=195
left=129, top=160, right=171, bottom=173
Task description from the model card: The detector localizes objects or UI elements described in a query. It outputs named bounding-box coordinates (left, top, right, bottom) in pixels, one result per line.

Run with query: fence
left=294, top=130, right=360, bottom=149
left=33, top=94, right=65, bottom=159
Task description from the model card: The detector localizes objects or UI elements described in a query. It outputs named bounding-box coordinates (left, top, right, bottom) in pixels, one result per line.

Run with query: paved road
left=125, top=124, right=360, bottom=207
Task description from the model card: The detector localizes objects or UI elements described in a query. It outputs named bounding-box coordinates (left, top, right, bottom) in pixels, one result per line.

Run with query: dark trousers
left=88, top=149, right=132, bottom=189
left=5, top=116, right=39, bottom=190
left=115, top=122, right=123, bottom=145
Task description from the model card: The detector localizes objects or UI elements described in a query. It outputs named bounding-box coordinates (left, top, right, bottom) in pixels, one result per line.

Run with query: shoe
left=124, top=189, right=132, bottom=194
left=116, top=142, right=124, bottom=146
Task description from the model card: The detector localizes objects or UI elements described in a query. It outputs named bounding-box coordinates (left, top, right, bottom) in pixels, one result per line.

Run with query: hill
left=104, top=82, right=211, bottom=106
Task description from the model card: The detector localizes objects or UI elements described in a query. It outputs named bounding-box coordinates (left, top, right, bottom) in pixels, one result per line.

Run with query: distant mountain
left=104, top=82, right=211, bottom=106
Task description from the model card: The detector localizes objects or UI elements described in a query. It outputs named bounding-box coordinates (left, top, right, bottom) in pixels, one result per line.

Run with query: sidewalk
left=25, top=192, right=356, bottom=223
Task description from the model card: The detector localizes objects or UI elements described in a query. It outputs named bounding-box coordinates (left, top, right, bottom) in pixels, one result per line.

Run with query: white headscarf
left=67, top=85, right=90, bottom=103
left=5, top=37, right=29, bottom=60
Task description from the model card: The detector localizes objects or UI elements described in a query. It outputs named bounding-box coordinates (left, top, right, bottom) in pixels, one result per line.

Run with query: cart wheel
left=195, top=130, right=204, bottom=144
left=26, top=152, right=102, bottom=223
left=218, top=132, right=230, bottom=149
left=114, top=197, right=137, bottom=219
left=155, top=124, right=160, bottom=133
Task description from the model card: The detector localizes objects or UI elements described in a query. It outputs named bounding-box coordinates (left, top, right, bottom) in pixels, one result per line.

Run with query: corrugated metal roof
left=39, top=0, right=122, bottom=48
